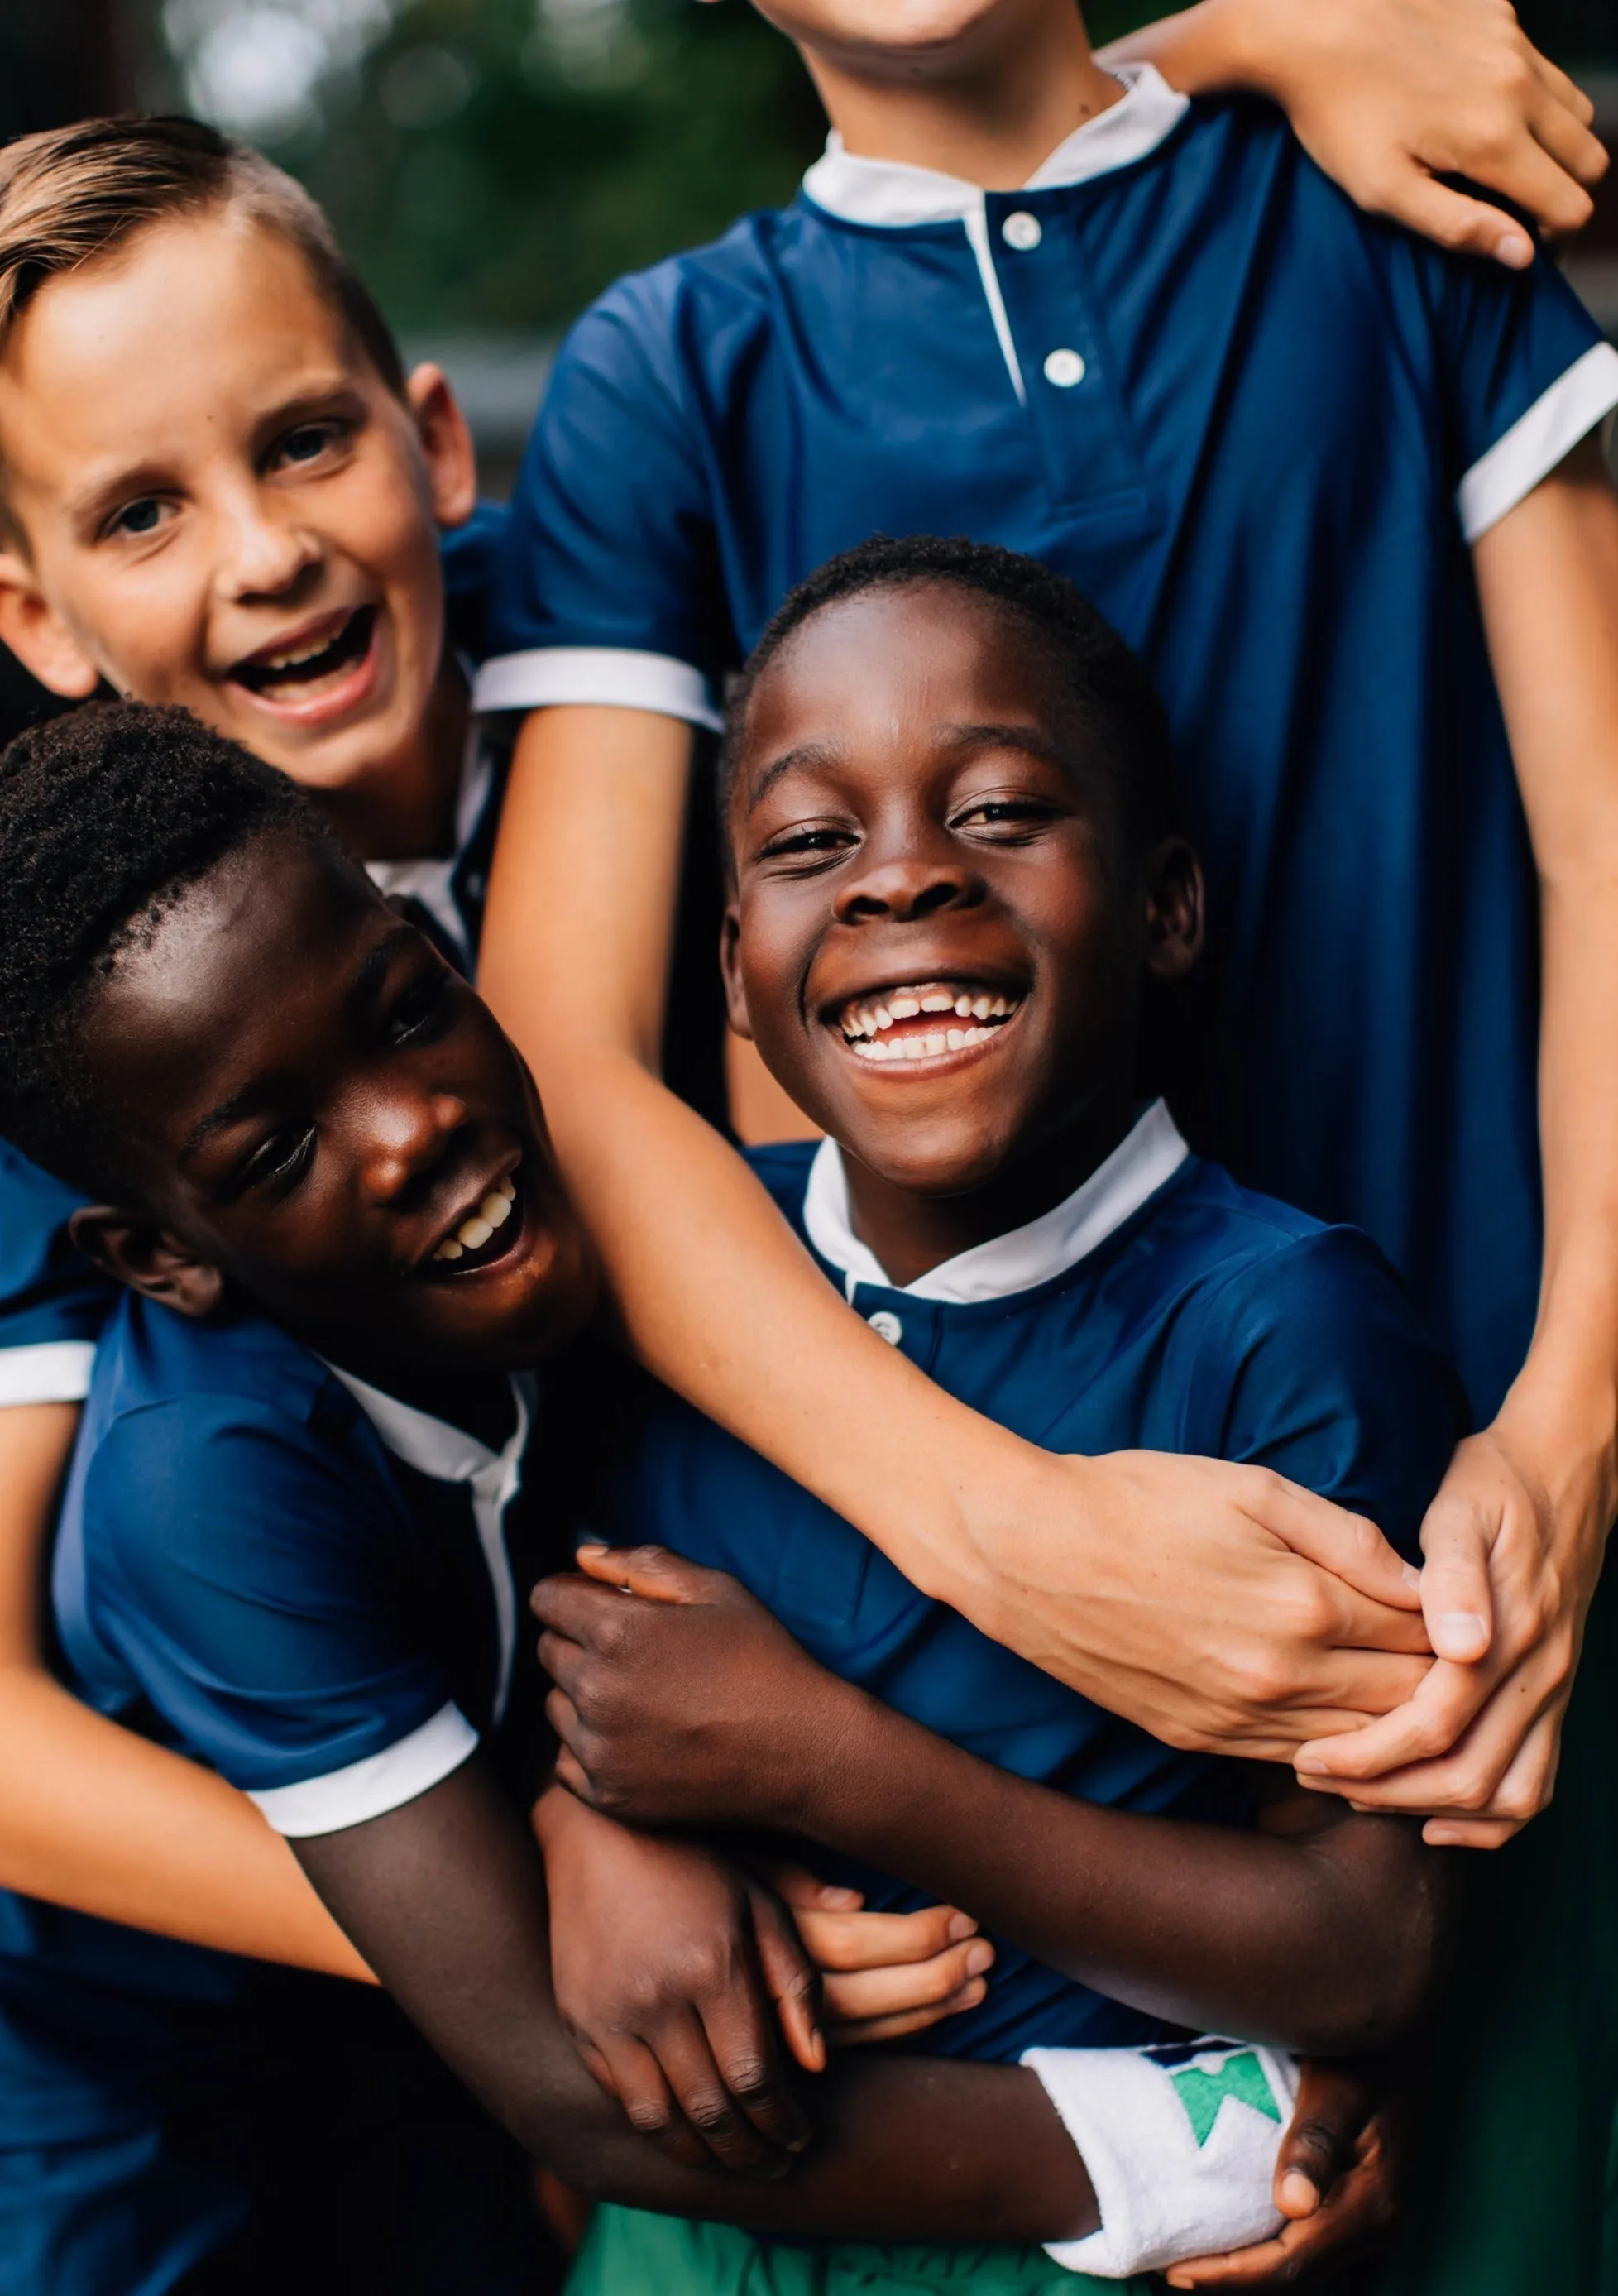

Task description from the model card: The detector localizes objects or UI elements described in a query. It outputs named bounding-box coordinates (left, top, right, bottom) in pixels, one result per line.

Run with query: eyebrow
left=176, top=922, right=418, bottom=1168
left=743, top=721, right=1071, bottom=812
left=64, top=375, right=365, bottom=536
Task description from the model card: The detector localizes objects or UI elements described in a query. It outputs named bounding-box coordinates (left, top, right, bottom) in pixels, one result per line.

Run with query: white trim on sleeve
left=0, top=1339, right=96, bottom=1407
left=246, top=1701, right=478, bottom=1838
left=1458, top=341, right=1618, bottom=544
left=472, top=647, right=724, bottom=731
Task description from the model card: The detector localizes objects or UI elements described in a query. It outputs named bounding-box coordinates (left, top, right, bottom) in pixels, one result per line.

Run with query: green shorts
left=564, top=2204, right=1148, bottom=2295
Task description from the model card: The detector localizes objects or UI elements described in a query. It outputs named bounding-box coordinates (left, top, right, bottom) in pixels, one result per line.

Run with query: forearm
left=297, top=1760, right=1094, bottom=2241
left=0, top=1402, right=370, bottom=1975
left=1098, top=0, right=1269, bottom=93
left=781, top=1690, right=1438, bottom=2053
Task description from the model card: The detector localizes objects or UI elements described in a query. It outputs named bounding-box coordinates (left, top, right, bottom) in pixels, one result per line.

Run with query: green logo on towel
left=1170, top=2051, right=1281, bottom=2148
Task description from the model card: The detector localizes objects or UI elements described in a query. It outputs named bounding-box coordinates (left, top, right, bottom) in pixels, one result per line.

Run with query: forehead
left=89, top=831, right=380, bottom=1119
left=0, top=209, right=359, bottom=503
left=741, top=582, right=1068, bottom=768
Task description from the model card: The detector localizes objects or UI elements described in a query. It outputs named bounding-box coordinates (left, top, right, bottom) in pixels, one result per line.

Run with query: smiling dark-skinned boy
left=0, top=696, right=1443, bottom=2294
left=530, top=538, right=1469, bottom=2293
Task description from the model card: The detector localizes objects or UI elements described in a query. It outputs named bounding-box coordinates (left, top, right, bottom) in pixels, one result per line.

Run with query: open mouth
left=232, top=606, right=377, bottom=700
left=834, top=980, right=1025, bottom=1065
left=424, top=1166, right=523, bottom=1278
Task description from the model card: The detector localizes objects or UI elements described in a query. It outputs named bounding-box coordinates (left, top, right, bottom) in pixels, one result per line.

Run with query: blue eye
left=276, top=421, right=347, bottom=470
left=109, top=497, right=166, bottom=538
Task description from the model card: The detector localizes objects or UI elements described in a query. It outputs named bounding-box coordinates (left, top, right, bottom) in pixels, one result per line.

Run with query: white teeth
left=432, top=1236, right=465, bottom=1262
left=458, top=1215, right=494, bottom=1249
left=920, top=993, right=955, bottom=1014
left=480, top=1191, right=513, bottom=1229
left=955, top=995, right=974, bottom=1018
left=850, top=1023, right=1000, bottom=1064
left=971, top=995, right=993, bottom=1019
left=429, top=1172, right=520, bottom=1263
left=887, top=995, right=919, bottom=1019
left=874, top=1003, right=893, bottom=1031
left=946, top=1029, right=965, bottom=1050
left=498, top=1175, right=516, bottom=1203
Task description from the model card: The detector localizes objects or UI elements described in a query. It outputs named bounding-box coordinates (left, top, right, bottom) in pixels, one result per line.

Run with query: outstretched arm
left=294, top=1752, right=1098, bottom=2243
left=1103, top=0, right=1606, bottom=266
left=535, top=1552, right=1448, bottom=2057
left=478, top=707, right=1429, bottom=1761
left=1296, top=438, right=1618, bottom=1840
left=0, top=1401, right=371, bottom=1978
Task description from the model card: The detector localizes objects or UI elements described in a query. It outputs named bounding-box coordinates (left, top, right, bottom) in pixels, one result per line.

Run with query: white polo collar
left=321, top=1360, right=535, bottom=1723
left=802, top=64, right=1190, bottom=229
left=365, top=683, right=490, bottom=972
left=804, top=1098, right=1190, bottom=1306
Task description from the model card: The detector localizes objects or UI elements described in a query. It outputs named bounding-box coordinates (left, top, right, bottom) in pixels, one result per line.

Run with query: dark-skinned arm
left=293, top=1752, right=1098, bottom=2241
left=536, top=1551, right=1451, bottom=2057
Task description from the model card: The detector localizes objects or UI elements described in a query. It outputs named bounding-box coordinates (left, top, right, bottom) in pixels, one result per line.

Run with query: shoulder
left=741, top=1140, right=820, bottom=1235
left=548, top=208, right=805, bottom=396
left=1159, top=1161, right=1423, bottom=1330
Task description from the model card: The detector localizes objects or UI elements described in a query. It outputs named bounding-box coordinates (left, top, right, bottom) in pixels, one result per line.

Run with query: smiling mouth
left=232, top=606, right=376, bottom=699
left=834, top=980, right=1025, bottom=1064
left=425, top=1167, right=522, bottom=1277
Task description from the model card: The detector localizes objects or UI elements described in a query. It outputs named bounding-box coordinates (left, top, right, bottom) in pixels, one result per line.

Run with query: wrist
left=1108, top=0, right=1277, bottom=100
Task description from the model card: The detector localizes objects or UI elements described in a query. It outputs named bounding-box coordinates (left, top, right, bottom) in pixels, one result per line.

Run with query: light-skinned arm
left=1297, top=436, right=1618, bottom=1842
left=478, top=708, right=1430, bottom=1762
left=1103, top=0, right=1606, bottom=266
left=0, top=1398, right=373, bottom=1976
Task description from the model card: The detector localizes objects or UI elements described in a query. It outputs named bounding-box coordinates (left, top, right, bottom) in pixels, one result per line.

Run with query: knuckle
left=722, top=2054, right=774, bottom=2099
left=624, top=2095, right=673, bottom=2136
left=686, top=2090, right=740, bottom=2135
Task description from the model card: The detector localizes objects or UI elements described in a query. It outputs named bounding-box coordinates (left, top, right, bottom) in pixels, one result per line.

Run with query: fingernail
left=1280, top=2170, right=1319, bottom=2216
left=1435, top=1609, right=1488, bottom=1656
left=1495, top=232, right=1533, bottom=268
left=1402, top=1563, right=1422, bottom=1592
left=946, top=1912, right=978, bottom=1942
left=577, top=1541, right=607, bottom=1555
left=965, top=1941, right=994, bottom=1975
left=1426, top=1825, right=1462, bottom=1846
left=1294, top=1752, right=1328, bottom=1775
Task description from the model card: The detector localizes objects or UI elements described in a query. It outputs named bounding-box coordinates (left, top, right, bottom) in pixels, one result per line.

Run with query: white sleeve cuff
left=1458, top=341, right=1618, bottom=543
left=472, top=646, right=724, bottom=731
left=1022, top=2040, right=1300, bottom=2279
left=0, top=1340, right=96, bottom=1407
left=246, top=1701, right=478, bottom=1838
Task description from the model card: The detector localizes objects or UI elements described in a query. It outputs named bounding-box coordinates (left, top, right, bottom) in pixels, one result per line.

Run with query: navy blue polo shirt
left=481, top=67, right=1618, bottom=1423
left=615, top=1105, right=1467, bottom=2062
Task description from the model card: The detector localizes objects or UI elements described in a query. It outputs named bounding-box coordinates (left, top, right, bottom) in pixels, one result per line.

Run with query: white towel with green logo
left=1021, top=2039, right=1300, bottom=2278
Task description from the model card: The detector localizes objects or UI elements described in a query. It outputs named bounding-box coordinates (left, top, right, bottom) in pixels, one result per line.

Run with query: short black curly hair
left=0, top=702, right=336, bottom=1200
left=718, top=534, right=1174, bottom=851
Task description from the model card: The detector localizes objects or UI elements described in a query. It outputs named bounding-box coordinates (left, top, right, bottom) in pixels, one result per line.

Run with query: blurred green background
left=4, top=2, right=1614, bottom=439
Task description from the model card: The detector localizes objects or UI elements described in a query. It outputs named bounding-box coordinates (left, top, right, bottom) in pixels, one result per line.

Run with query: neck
left=803, top=2, right=1121, bottom=189
left=315, top=650, right=470, bottom=864
left=323, top=1331, right=516, bottom=1453
left=840, top=1081, right=1137, bottom=1290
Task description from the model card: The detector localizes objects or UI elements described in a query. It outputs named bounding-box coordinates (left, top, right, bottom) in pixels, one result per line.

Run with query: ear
left=69, top=1206, right=226, bottom=1320
left=1142, top=837, right=1204, bottom=983
left=405, top=363, right=477, bottom=531
left=0, top=549, right=103, bottom=698
left=718, top=903, right=754, bottom=1042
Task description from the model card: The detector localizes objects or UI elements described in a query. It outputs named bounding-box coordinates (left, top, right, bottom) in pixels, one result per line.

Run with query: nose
left=214, top=489, right=322, bottom=604
left=832, top=847, right=985, bottom=927
left=358, top=1090, right=470, bottom=1207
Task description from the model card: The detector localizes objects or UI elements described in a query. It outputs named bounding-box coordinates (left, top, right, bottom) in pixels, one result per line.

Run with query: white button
left=1042, top=348, right=1086, bottom=388
left=1002, top=210, right=1041, bottom=251
left=867, top=1310, right=904, bottom=1346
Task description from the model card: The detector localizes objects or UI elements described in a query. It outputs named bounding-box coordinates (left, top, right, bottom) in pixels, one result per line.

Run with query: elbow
left=1287, top=1879, right=1449, bottom=2056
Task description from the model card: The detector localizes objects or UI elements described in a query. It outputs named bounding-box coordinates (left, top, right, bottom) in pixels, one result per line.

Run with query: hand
left=1202, top=0, right=1607, bottom=265
left=534, top=1546, right=850, bottom=1831
left=951, top=1451, right=1432, bottom=1763
left=1166, top=2059, right=1397, bottom=2289
left=766, top=1864, right=996, bottom=2046
left=1294, top=1415, right=1608, bottom=1843
left=533, top=1783, right=816, bottom=2176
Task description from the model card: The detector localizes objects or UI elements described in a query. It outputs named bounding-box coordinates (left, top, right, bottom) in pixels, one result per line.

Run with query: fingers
left=796, top=1899, right=977, bottom=1974
left=1310, top=1682, right=1560, bottom=1828
left=1419, top=1484, right=1501, bottom=1662
left=1271, top=2062, right=1367, bottom=2218
left=1166, top=2127, right=1391, bottom=2289
left=758, top=1862, right=864, bottom=1914
left=1253, top=1484, right=1424, bottom=1613
left=749, top=1881, right=826, bottom=2081
left=830, top=1981, right=990, bottom=2048
left=1525, top=50, right=1596, bottom=132
left=1368, top=168, right=1538, bottom=269
left=822, top=1936, right=994, bottom=2029
left=1295, top=1657, right=1491, bottom=1785
left=576, top=1541, right=719, bottom=1603
left=631, top=2006, right=800, bottom=2176
left=1525, top=77, right=1609, bottom=197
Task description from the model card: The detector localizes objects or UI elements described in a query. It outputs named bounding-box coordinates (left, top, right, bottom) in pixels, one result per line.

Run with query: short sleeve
left=1189, top=1228, right=1468, bottom=1563
left=71, top=1396, right=474, bottom=1835
left=476, top=285, right=729, bottom=729
left=1403, top=241, right=1618, bottom=542
left=0, top=1142, right=114, bottom=1407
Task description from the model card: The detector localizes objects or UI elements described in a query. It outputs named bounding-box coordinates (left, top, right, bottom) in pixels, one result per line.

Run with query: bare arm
left=1299, top=438, right=1618, bottom=1839
left=479, top=707, right=1430, bottom=1760
left=1103, top=0, right=1606, bottom=266
left=294, top=1754, right=1097, bottom=2242
left=0, top=1400, right=371, bottom=1978
left=536, top=1551, right=1447, bottom=2057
